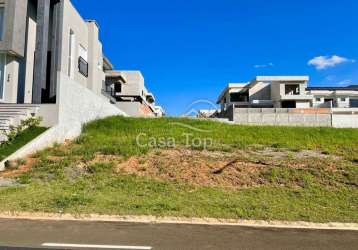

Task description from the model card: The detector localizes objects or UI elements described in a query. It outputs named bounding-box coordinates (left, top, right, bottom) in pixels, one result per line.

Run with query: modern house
left=0, top=0, right=163, bottom=168
left=104, top=70, right=164, bottom=117
left=307, top=86, right=358, bottom=108
left=217, top=76, right=358, bottom=112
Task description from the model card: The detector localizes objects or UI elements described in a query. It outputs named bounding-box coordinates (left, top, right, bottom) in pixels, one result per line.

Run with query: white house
left=217, top=76, right=358, bottom=112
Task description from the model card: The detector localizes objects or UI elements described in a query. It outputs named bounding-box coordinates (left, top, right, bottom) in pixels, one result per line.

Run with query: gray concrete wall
left=0, top=0, right=28, bottom=56
left=249, top=82, right=271, bottom=101
left=115, top=102, right=141, bottom=117
left=270, top=82, right=281, bottom=104
left=37, top=104, right=59, bottom=127
left=231, top=108, right=358, bottom=128
left=233, top=108, right=332, bottom=127
left=332, top=114, right=358, bottom=128
left=57, top=72, right=126, bottom=125
left=120, top=71, right=145, bottom=96
left=115, top=101, right=156, bottom=117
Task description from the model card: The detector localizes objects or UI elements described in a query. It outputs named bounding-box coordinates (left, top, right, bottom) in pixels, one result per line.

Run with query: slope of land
left=0, top=117, right=357, bottom=222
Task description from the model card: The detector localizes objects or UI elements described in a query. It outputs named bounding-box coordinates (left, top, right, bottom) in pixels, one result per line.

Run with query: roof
left=103, top=56, right=113, bottom=71
left=307, top=85, right=358, bottom=91
left=86, top=19, right=100, bottom=28
left=254, top=76, right=310, bottom=82
left=217, top=83, right=248, bottom=104
left=105, top=70, right=126, bottom=83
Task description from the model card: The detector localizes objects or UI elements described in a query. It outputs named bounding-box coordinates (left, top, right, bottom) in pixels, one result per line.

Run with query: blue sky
left=72, top=0, right=358, bottom=115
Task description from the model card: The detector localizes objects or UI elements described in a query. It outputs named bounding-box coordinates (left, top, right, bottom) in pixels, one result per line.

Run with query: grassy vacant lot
left=0, top=116, right=357, bottom=223
left=0, top=127, right=47, bottom=161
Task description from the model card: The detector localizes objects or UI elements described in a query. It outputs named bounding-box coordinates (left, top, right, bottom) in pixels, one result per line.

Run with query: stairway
left=0, top=104, right=40, bottom=142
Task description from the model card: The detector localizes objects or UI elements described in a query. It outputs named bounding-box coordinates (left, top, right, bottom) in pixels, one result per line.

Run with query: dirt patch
left=0, top=146, right=350, bottom=189
left=0, top=158, right=38, bottom=178
left=114, top=147, right=346, bottom=188
left=89, top=154, right=122, bottom=165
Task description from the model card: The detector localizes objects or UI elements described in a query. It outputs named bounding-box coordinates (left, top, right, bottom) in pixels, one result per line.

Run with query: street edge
left=0, top=212, right=357, bottom=231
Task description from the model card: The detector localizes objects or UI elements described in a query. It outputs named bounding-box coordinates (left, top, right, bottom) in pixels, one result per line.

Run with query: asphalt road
left=0, top=219, right=357, bottom=250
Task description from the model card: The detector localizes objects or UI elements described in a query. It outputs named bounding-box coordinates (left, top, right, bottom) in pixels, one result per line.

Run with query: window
left=285, top=84, right=300, bottom=95
left=78, top=44, right=88, bottom=77
left=230, top=92, right=248, bottom=102
left=68, top=30, right=75, bottom=78
left=78, top=57, right=88, bottom=77
left=0, top=7, right=4, bottom=41
left=341, top=97, right=346, bottom=102
left=316, top=97, right=321, bottom=102
left=114, top=83, right=122, bottom=93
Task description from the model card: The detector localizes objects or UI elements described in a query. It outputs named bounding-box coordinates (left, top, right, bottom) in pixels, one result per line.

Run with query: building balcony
left=280, top=94, right=313, bottom=101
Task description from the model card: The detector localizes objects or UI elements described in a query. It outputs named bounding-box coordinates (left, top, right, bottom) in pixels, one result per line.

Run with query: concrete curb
left=0, top=212, right=357, bottom=231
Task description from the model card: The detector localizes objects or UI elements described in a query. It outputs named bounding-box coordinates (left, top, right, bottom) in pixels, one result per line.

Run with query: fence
left=229, top=107, right=358, bottom=128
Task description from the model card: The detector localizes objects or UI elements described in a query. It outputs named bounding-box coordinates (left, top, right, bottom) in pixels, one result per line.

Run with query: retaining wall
left=0, top=73, right=126, bottom=170
left=233, top=108, right=332, bottom=127
left=231, top=108, right=358, bottom=128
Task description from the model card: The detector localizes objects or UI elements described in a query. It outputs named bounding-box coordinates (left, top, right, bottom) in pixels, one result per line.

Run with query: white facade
left=104, top=70, right=162, bottom=117
left=218, top=76, right=358, bottom=112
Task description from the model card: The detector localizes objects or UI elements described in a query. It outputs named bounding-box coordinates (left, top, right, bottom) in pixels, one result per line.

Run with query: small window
left=0, top=7, right=4, bottom=41
left=285, top=84, right=300, bottom=95
left=316, top=97, right=321, bottom=102
left=114, top=83, right=121, bottom=93
left=341, top=97, right=346, bottom=102
left=78, top=57, right=88, bottom=77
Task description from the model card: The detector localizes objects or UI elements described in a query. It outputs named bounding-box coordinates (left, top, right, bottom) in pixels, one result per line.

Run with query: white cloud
left=337, top=79, right=352, bottom=86
left=308, top=55, right=355, bottom=70
left=254, top=62, right=274, bottom=68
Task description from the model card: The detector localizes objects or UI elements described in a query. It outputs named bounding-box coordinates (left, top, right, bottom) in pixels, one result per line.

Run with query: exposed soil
left=0, top=158, right=38, bottom=178
left=114, top=147, right=348, bottom=188
left=0, top=146, right=353, bottom=189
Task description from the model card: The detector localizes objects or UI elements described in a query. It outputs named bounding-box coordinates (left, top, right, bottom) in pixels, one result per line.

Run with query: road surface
left=0, top=218, right=357, bottom=249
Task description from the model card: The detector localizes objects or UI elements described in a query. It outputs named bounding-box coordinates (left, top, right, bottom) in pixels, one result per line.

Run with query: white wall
left=23, top=4, right=37, bottom=103
left=296, top=101, right=311, bottom=108
left=87, top=21, right=104, bottom=96
left=60, top=0, right=107, bottom=100
left=37, top=104, right=59, bottom=127
left=60, top=0, right=89, bottom=87
left=332, top=114, right=358, bottom=128
left=1, top=72, right=126, bottom=169
left=4, top=55, right=19, bottom=103
left=57, top=73, right=126, bottom=125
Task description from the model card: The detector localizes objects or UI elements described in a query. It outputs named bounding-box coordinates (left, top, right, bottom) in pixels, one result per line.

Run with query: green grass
left=0, top=117, right=357, bottom=223
left=0, top=127, right=47, bottom=161
left=72, top=116, right=358, bottom=160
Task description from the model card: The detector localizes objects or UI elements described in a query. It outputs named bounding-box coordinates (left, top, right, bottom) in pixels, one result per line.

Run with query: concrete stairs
left=0, top=104, right=40, bottom=142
